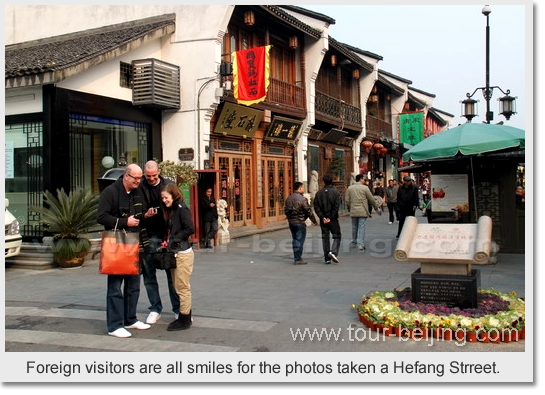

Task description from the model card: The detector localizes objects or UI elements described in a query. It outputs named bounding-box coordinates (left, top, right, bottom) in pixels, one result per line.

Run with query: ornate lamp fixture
left=460, top=5, right=517, bottom=123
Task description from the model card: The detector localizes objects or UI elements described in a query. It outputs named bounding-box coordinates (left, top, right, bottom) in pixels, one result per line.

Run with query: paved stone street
left=5, top=213, right=526, bottom=353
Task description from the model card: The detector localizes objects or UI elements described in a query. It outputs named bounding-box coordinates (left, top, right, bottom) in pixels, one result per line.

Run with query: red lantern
left=362, top=140, right=373, bottom=153
left=373, top=143, right=384, bottom=151
left=381, top=147, right=388, bottom=154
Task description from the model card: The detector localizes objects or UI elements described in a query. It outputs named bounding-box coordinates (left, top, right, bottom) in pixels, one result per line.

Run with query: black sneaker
left=328, top=252, right=339, bottom=263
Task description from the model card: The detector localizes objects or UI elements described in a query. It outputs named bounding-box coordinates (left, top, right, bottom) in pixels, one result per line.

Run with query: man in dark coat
left=396, top=175, right=420, bottom=238
left=138, top=160, right=178, bottom=325
left=97, top=164, right=151, bottom=338
left=199, top=187, right=218, bottom=249
left=313, top=174, right=342, bottom=264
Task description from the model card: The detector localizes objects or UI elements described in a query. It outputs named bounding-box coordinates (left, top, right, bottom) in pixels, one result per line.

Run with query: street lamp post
left=461, top=5, right=517, bottom=123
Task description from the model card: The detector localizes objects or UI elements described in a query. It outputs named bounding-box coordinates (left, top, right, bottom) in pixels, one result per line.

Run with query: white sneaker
left=146, top=311, right=161, bottom=324
left=328, top=252, right=339, bottom=263
left=108, top=328, right=132, bottom=338
left=125, top=321, right=151, bottom=330
left=389, top=221, right=393, bottom=224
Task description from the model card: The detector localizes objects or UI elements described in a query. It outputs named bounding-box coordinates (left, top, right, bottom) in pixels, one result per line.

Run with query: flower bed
left=356, top=288, right=525, bottom=343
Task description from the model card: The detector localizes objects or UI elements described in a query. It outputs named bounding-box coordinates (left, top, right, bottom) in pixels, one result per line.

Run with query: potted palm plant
left=33, top=188, right=99, bottom=268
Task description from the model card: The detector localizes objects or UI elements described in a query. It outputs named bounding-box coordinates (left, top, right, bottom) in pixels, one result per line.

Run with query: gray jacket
left=385, top=185, right=399, bottom=203
left=345, top=183, right=378, bottom=218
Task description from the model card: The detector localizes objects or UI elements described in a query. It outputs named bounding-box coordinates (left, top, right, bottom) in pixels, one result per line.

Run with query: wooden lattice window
left=120, top=62, right=133, bottom=88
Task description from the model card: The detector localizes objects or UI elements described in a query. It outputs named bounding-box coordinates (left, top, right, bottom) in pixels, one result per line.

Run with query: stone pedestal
left=217, top=230, right=230, bottom=245
left=394, top=215, right=493, bottom=308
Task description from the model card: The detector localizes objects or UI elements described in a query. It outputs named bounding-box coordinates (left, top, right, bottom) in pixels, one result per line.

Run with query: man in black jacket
left=396, top=175, right=420, bottom=238
left=138, top=160, right=179, bottom=325
left=97, top=164, right=151, bottom=338
left=199, top=187, right=218, bottom=249
left=313, top=174, right=342, bottom=264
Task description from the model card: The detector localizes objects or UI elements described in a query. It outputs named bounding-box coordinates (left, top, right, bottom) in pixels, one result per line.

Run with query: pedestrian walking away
left=199, top=187, right=219, bottom=249
left=396, top=175, right=419, bottom=238
left=160, top=183, right=196, bottom=331
left=345, top=174, right=381, bottom=251
left=139, top=160, right=179, bottom=325
left=313, top=174, right=342, bottom=264
left=284, top=181, right=315, bottom=265
left=96, top=164, right=151, bottom=338
left=385, top=179, right=400, bottom=224
left=363, top=178, right=374, bottom=216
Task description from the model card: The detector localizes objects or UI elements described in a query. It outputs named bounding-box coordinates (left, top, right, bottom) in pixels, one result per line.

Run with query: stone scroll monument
left=394, top=215, right=494, bottom=308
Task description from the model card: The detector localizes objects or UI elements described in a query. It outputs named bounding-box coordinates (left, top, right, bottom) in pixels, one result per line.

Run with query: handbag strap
left=114, top=218, right=119, bottom=232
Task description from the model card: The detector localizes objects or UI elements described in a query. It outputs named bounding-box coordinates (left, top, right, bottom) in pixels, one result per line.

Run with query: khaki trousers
left=171, top=249, right=194, bottom=315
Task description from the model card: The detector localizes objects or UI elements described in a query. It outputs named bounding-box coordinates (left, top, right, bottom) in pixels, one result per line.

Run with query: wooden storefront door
left=262, top=157, right=292, bottom=222
left=217, top=154, right=253, bottom=228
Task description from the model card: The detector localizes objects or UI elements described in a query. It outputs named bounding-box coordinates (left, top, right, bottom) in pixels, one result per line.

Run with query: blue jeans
left=106, top=273, right=141, bottom=333
left=351, top=217, right=367, bottom=248
left=288, top=222, right=307, bottom=262
left=142, top=237, right=180, bottom=315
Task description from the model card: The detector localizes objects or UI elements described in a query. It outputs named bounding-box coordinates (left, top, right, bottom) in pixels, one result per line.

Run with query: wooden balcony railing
left=267, top=78, right=305, bottom=110
left=365, top=114, right=393, bottom=139
left=315, top=91, right=362, bottom=128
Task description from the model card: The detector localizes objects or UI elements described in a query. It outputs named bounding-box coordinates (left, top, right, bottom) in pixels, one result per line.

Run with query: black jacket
left=166, top=199, right=195, bottom=252
left=139, top=175, right=173, bottom=238
left=313, top=184, right=341, bottom=221
left=97, top=177, right=142, bottom=231
left=97, top=176, right=148, bottom=248
left=199, top=195, right=218, bottom=222
left=397, top=183, right=419, bottom=209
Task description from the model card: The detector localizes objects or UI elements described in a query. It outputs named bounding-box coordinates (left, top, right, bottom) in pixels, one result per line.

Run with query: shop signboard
left=264, top=116, right=302, bottom=143
left=213, top=102, right=263, bottom=138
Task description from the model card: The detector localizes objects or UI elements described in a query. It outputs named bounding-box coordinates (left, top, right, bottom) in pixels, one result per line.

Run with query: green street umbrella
left=402, top=123, right=525, bottom=162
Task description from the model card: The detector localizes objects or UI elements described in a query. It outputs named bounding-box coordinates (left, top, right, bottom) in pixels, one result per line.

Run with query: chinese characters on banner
left=399, top=112, right=424, bottom=146
left=232, top=45, right=271, bottom=106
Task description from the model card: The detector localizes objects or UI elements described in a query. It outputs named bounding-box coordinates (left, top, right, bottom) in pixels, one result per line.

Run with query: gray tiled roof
left=5, top=14, right=175, bottom=85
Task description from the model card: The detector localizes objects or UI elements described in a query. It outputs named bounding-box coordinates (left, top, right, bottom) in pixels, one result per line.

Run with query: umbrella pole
left=470, top=157, right=478, bottom=222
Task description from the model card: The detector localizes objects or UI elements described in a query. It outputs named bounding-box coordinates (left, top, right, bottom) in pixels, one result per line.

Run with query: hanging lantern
left=373, top=143, right=384, bottom=151
left=289, top=35, right=299, bottom=49
left=381, top=147, right=388, bottom=155
left=244, top=10, right=255, bottom=26
left=362, top=140, right=373, bottom=153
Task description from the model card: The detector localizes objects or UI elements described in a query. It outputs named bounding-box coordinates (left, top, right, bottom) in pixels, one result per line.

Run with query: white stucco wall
left=5, top=87, right=43, bottom=115
left=5, top=5, right=234, bottom=169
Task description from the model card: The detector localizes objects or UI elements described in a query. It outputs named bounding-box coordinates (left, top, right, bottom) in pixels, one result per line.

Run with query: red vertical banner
left=232, top=45, right=271, bottom=106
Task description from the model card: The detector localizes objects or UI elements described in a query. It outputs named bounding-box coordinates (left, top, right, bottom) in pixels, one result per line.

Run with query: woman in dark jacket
left=160, top=183, right=195, bottom=331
